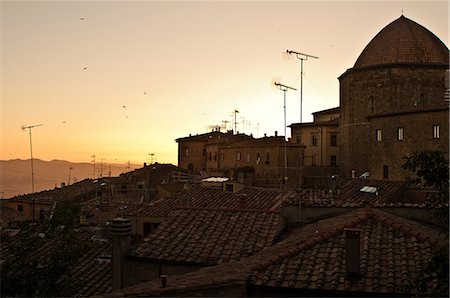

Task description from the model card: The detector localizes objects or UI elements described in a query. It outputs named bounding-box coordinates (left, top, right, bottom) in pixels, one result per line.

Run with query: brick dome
left=354, top=15, right=449, bottom=69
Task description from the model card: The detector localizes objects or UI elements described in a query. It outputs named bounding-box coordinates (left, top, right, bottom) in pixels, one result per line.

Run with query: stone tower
left=339, top=15, right=449, bottom=179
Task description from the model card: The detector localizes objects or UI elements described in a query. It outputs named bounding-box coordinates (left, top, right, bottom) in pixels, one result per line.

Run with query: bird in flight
left=83, top=67, right=88, bottom=70
left=80, top=17, right=85, bottom=20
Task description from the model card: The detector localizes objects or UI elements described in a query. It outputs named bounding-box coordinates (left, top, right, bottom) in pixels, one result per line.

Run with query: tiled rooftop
left=131, top=207, right=284, bottom=265
left=249, top=209, right=444, bottom=294
left=283, top=178, right=446, bottom=208
left=131, top=185, right=287, bottom=217
left=354, top=15, right=449, bottom=69
left=1, top=222, right=112, bottom=297
left=106, top=208, right=445, bottom=297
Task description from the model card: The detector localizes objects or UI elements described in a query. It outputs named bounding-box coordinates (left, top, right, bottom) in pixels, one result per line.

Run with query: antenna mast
left=274, top=82, right=296, bottom=188
left=286, top=50, right=318, bottom=123
left=234, top=110, right=239, bottom=134
left=21, top=124, right=43, bottom=194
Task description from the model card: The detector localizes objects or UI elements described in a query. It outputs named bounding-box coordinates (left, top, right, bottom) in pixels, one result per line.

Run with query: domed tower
left=339, top=15, right=449, bottom=180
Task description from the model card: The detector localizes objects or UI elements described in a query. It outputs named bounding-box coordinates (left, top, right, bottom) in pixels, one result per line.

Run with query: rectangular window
left=220, top=153, right=224, bottom=161
left=376, top=129, right=382, bottom=142
left=397, top=127, right=404, bottom=141
left=330, top=135, right=337, bottom=147
left=18, top=205, right=23, bottom=212
left=185, top=148, right=189, bottom=156
left=330, top=155, right=337, bottom=167
left=383, top=165, right=389, bottom=179
left=311, top=135, right=318, bottom=146
left=256, top=153, right=261, bottom=164
left=265, top=152, right=270, bottom=165
left=236, top=151, right=241, bottom=161
left=246, top=153, right=250, bottom=163
left=433, top=125, right=440, bottom=139
left=208, top=152, right=212, bottom=161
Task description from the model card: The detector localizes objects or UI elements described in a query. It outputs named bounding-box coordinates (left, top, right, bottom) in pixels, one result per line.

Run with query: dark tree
left=1, top=202, right=87, bottom=297
left=402, top=150, right=449, bottom=297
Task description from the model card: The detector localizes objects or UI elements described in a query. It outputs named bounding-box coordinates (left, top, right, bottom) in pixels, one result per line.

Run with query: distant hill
left=0, top=159, right=142, bottom=199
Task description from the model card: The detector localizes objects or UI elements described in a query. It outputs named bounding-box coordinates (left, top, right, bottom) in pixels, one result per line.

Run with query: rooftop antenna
left=99, top=158, right=106, bottom=178
left=21, top=124, right=43, bottom=194
left=148, top=153, right=155, bottom=165
left=286, top=50, right=318, bottom=123
left=222, top=120, right=229, bottom=131
left=274, top=82, right=296, bottom=188
left=91, top=155, right=96, bottom=179
left=234, top=110, right=239, bottom=134
left=68, top=167, right=73, bottom=185
left=21, top=123, right=42, bottom=221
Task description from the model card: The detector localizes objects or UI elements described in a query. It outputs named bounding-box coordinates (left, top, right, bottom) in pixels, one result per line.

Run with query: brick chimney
left=111, top=217, right=132, bottom=290
left=344, top=228, right=361, bottom=280
left=238, top=193, right=247, bottom=209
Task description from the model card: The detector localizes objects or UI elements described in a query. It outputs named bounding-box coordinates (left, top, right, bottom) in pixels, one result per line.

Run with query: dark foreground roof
left=131, top=185, right=287, bottom=217
left=130, top=207, right=283, bottom=265
left=105, top=208, right=445, bottom=297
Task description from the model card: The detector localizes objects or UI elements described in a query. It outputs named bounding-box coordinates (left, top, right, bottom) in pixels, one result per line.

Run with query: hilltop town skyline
left=2, top=1, right=448, bottom=166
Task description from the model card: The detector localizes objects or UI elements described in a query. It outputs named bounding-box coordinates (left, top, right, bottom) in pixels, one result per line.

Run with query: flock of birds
left=78, top=16, right=148, bottom=120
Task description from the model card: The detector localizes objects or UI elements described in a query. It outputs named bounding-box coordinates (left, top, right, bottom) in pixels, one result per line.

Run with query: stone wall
left=339, top=65, right=448, bottom=178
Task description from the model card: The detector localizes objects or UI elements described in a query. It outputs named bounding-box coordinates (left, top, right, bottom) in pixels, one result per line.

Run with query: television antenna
left=148, top=153, right=155, bottom=165
left=21, top=123, right=42, bottom=221
left=21, top=124, right=43, bottom=194
left=233, top=110, right=239, bottom=134
left=286, top=50, right=318, bottom=123
left=68, top=167, right=73, bottom=185
left=274, top=82, right=296, bottom=187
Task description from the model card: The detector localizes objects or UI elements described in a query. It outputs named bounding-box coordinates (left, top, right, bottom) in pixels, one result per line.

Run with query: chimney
left=111, top=217, right=132, bottom=290
left=275, top=131, right=278, bottom=137
left=183, top=195, right=191, bottom=207
left=160, top=274, right=167, bottom=288
left=345, top=228, right=361, bottom=280
left=238, top=193, right=247, bottom=209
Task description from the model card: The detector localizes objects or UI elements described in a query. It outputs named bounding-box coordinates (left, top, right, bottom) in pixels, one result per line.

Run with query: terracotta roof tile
left=106, top=208, right=445, bottom=297
left=354, top=15, right=449, bottom=69
left=130, top=207, right=283, bottom=265
left=1, top=223, right=112, bottom=297
left=283, top=178, right=446, bottom=208
left=132, top=185, right=287, bottom=217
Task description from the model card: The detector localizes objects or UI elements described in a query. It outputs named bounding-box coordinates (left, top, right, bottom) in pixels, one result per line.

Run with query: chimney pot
left=238, top=193, right=247, bottom=209
left=345, top=228, right=361, bottom=280
left=161, top=275, right=167, bottom=288
left=111, top=218, right=132, bottom=290
left=275, top=131, right=278, bottom=136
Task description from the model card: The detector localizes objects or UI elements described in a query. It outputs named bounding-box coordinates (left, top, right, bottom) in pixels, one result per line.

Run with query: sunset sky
left=1, top=1, right=448, bottom=166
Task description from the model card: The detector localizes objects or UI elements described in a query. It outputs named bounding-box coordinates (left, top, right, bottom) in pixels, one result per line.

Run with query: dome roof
left=354, top=15, right=449, bottom=69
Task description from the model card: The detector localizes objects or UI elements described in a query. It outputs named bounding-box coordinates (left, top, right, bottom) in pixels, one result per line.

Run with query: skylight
left=360, top=186, right=378, bottom=194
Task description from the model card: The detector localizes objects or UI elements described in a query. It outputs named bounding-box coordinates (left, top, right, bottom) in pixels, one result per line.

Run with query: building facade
left=289, top=107, right=339, bottom=187
left=177, top=131, right=305, bottom=188
left=339, top=15, right=449, bottom=180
